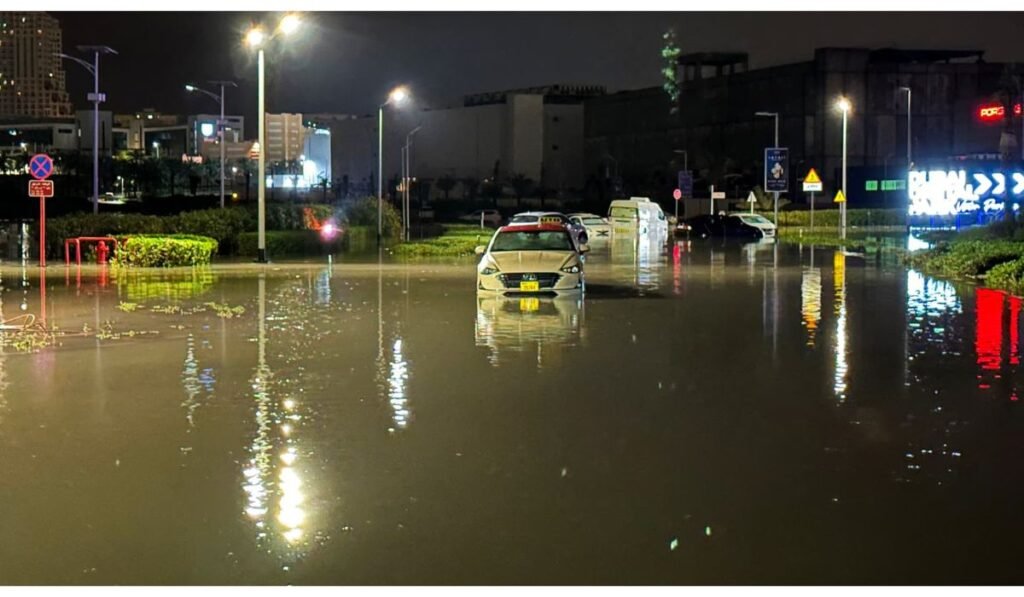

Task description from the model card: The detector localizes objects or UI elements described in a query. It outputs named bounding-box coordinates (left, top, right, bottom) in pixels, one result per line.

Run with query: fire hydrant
left=97, top=241, right=110, bottom=265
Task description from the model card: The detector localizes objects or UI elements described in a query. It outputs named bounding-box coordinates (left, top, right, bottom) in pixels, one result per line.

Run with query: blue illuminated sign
left=908, top=169, right=1024, bottom=216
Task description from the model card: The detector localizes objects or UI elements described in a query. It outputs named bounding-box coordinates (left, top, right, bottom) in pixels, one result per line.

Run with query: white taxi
left=475, top=223, right=588, bottom=295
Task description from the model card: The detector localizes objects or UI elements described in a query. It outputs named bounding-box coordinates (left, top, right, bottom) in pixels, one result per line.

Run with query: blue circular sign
left=29, top=154, right=53, bottom=180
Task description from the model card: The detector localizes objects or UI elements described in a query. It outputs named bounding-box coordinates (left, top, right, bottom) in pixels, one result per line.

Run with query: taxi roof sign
left=805, top=168, right=821, bottom=184
left=834, top=189, right=847, bottom=204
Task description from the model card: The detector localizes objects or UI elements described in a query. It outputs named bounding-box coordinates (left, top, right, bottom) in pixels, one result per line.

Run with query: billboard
left=907, top=168, right=1024, bottom=217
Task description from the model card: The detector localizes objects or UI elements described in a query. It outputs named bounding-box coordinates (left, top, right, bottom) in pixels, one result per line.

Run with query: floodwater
left=1, top=237, right=1023, bottom=585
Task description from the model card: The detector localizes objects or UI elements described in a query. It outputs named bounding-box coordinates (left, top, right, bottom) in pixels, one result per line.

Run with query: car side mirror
left=579, top=243, right=590, bottom=253
left=474, top=245, right=486, bottom=256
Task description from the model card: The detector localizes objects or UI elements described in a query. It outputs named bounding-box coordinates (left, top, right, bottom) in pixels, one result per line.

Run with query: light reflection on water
left=832, top=251, right=848, bottom=402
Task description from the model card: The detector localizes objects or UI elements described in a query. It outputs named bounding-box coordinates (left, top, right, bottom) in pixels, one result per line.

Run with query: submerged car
left=475, top=223, right=588, bottom=295
left=567, top=212, right=611, bottom=241
left=509, top=211, right=589, bottom=245
left=459, top=209, right=503, bottom=227
left=685, top=213, right=777, bottom=239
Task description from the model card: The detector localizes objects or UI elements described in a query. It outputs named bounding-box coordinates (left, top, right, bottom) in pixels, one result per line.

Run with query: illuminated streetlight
left=185, top=80, right=237, bottom=208
left=245, top=14, right=302, bottom=263
left=378, top=85, right=411, bottom=245
left=836, top=96, right=851, bottom=240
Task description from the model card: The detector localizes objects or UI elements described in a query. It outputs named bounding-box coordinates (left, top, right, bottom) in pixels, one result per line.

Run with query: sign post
left=747, top=191, right=757, bottom=214
left=28, top=154, right=54, bottom=268
left=834, top=189, right=847, bottom=239
left=673, top=188, right=682, bottom=222
left=802, top=168, right=823, bottom=229
left=764, top=148, right=789, bottom=226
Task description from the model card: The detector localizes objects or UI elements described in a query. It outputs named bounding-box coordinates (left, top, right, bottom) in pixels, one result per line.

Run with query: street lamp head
left=279, top=13, right=301, bottom=35
left=185, top=84, right=197, bottom=92
left=836, top=97, right=852, bottom=113
left=754, top=111, right=777, bottom=117
left=245, top=27, right=265, bottom=48
left=389, top=86, right=409, bottom=104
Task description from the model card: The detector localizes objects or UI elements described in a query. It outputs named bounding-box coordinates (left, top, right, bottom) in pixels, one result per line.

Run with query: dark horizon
left=51, top=11, right=1024, bottom=126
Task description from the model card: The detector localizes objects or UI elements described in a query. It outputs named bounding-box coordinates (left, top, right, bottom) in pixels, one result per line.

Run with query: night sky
left=52, top=11, right=1024, bottom=128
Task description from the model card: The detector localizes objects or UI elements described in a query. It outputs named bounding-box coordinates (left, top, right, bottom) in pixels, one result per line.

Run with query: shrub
left=769, top=208, right=906, bottom=228
left=906, top=240, right=1024, bottom=278
left=113, top=234, right=219, bottom=267
left=237, top=230, right=343, bottom=257
left=343, top=197, right=401, bottom=238
left=175, top=207, right=253, bottom=254
left=986, top=256, right=1024, bottom=295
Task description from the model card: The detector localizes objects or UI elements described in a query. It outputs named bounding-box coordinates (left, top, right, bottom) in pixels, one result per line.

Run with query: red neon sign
left=978, top=102, right=1023, bottom=122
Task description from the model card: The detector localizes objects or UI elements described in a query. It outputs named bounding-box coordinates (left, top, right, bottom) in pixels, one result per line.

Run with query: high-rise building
left=0, top=12, right=72, bottom=119
left=265, top=113, right=305, bottom=162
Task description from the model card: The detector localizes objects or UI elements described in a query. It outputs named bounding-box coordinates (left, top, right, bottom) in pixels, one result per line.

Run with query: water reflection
left=180, top=333, right=216, bottom=428
left=975, top=288, right=1023, bottom=398
left=610, top=236, right=663, bottom=290
left=833, top=251, right=848, bottom=401
left=801, top=266, right=822, bottom=347
left=475, top=295, right=585, bottom=368
left=906, top=270, right=962, bottom=349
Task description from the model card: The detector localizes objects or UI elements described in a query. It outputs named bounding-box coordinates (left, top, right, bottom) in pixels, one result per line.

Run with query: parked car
left=459, top=209, right=503, bottom=227
left=475, top=223, right=589, bottom=295
left=685, top=213, right=777, bottom=239
left=567, top=212, right=611, bottom=241
left=509, top=211, right=589, bottom=245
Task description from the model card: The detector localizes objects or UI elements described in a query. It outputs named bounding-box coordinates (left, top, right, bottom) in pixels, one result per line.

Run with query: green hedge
left=986, top=257, right=1024, bottom=294
left=767, top=208, right=906, bottom=228
left=906, top=240, right=1024, bottom=278
left=237, top=230, right=343, bottom=256
left=113, top=234, right=219, bottom=267
left=345, top=197, right=402, bottom=238
left=42, top=204, right=334, bottom=258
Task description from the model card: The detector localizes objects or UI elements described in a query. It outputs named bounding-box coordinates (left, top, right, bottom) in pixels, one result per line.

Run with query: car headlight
left=560, top=263, right=580, bottom=274
left=480, top=260, right=500, bottom=275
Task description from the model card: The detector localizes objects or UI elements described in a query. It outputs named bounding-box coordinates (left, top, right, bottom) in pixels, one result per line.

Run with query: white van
left=607, top=197, right=668, bottom=241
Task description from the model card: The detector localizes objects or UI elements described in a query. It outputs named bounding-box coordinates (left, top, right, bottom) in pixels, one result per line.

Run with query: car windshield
left=510, top=215, right=539, bottom=223
left=610, top=206, right=637, bottom=219
left=739, top=214, right=772, bottom=225
left=582, top=217, right=605, bottom=225
left=491, top=230, right=574, bottom=252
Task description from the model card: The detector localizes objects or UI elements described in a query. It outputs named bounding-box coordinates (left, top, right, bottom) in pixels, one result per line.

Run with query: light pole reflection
left=801, top=246, right=822, bottom=347
left=833, top=251, right=848, bottom=401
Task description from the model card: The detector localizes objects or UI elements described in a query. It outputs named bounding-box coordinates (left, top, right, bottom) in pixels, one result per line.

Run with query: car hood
left=486, top=251, right=576, bottom=272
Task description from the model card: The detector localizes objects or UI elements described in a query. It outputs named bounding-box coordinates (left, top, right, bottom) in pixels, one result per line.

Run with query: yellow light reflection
left=801, top=268, right=822, bottom=347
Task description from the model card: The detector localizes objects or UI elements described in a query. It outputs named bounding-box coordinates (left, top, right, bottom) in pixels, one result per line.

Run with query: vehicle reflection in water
left=833, top=251, right=848, bottom=401
left=609, top=236, right=664, bottom=290
left=474, top=294, right=585, bottom=368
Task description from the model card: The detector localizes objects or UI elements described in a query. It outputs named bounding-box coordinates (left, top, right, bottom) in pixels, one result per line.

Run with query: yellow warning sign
left=834, top=189, right=847, bottom=204
left=805, top=168, right=821, bottom=184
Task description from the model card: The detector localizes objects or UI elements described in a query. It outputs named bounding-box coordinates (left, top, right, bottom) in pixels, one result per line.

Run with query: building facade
left=265, top=112, right=304, bottom=163
left=584, top=48, right=1016, bottom=207
left=329, top=84, right=602, bottom=198
left=0, top=12, right=72, bottom=119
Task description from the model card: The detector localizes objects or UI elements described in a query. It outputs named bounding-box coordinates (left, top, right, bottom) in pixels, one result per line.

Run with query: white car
left=568, top=212, right=611, bottom=241
left=475, top=223, right=588, bottom=295
left=459, top=209, right=503, bottom=227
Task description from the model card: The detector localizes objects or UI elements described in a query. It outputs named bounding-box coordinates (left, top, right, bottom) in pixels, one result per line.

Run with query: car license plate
left=519, top=281, right=540, bottom=292
left=519, top=298, right=540, bottom=312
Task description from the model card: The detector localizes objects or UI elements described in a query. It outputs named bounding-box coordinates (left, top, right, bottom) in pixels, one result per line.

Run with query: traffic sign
left=28, top=179, right=54, bottom=198
left=747, top=191, right=757, bottom=203
left=834, top=189, right=847, bottom=204
left=29, top=154, right=53, bottom=180
left=673, top=188, right=682, bottom=201
left=677, top=171, right=693, bottom=199
left=711, top=191, right=726, bottom=200
left=764, top=148, right=789, bottom=192
left=802, top=167, right=823, bottom=192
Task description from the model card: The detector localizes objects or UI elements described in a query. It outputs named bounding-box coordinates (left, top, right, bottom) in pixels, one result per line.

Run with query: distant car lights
left=908, top=168, right=1024, bottom=216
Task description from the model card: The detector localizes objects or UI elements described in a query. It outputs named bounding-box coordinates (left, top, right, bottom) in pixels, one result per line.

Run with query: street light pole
left=404, top=125, right=422, bottom=242
left=837, top=97, right=850, bottom=240
left=185, top=81, right=236, bottom=209
left=898, top=86, right=912, bottom=168
left=377, top=86, right=410, bottom=246
left=59, top=46, right=116, bottom=215
left=257, top=47, right=267, bottom=262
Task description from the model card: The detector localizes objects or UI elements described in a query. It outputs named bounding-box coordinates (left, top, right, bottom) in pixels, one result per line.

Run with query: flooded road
left=1, top=239, right=1024, bottom=584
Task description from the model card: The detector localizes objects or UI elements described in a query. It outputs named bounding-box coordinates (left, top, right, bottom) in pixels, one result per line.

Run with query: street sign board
left=29, top=179, right=53, bottom=198
left=711, top=191, right=726, bottom=200
left=673, top=188, right=682, bottom=201
left=747, top=191, right=757, bottom=203
left=29, top=154, right=53, bottom=180
left=834, top=189, right=847, bottom=204
left=764, top=148, right=789, bottom=192
left=802, top=167, right=823, bottom=192
left=677, top=171, right=693, bottom=199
